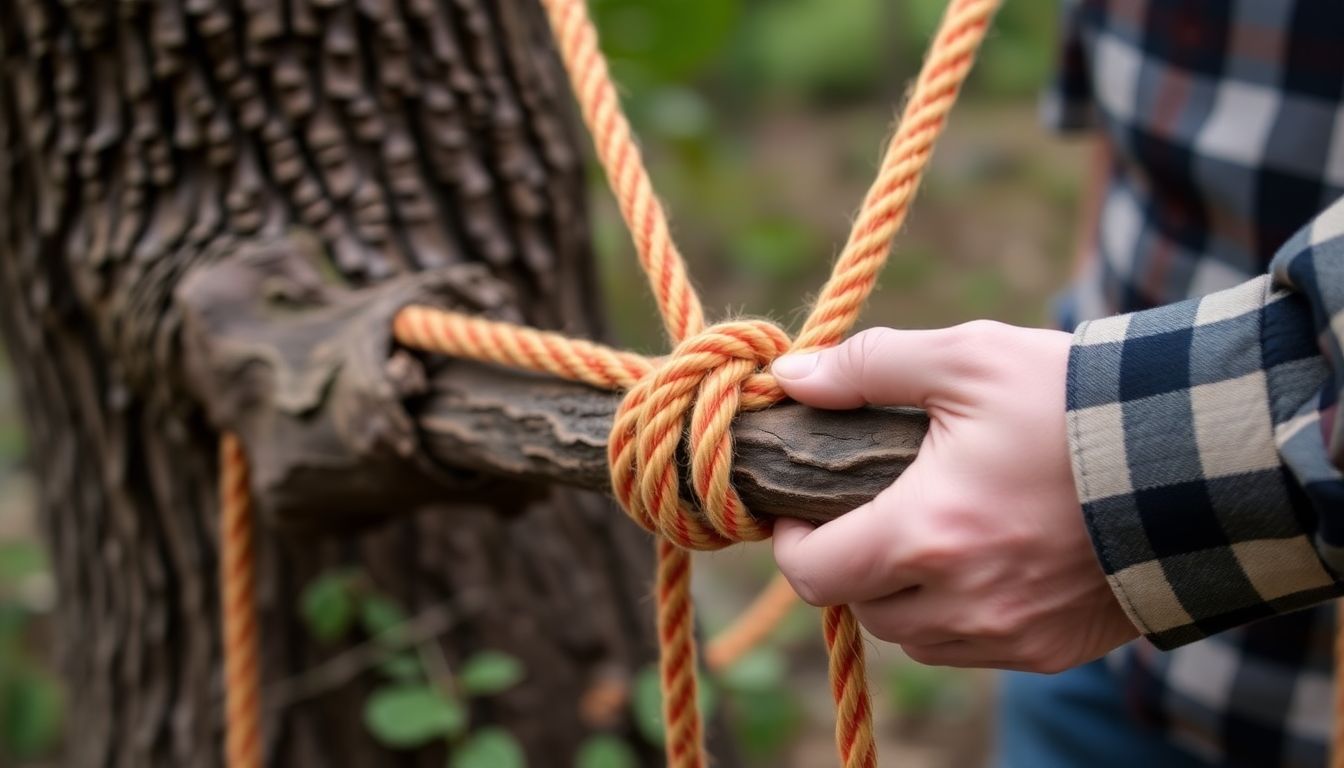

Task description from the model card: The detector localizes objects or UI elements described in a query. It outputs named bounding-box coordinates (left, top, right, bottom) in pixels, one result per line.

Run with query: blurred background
left=0, top=0, right=1086, bottom=764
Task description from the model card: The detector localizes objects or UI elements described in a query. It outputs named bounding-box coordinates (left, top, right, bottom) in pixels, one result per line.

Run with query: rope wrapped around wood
left=219, top=0, right=1004, bottom=765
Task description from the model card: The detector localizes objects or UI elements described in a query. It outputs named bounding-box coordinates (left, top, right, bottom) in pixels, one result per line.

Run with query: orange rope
left=220, top=0, right=1001, bottom=765
left=704, top=573, right=800, bottom=672
left=219, top=433, right=262, bottom=768
left=401, top=1, right=998, bottom=765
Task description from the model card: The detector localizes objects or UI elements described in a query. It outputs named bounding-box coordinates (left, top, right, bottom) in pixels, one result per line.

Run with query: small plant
left=298, top=570, right=528, bottom=767
left=576, top=733, right=639, bottom=768
left=717, top=648, right=803, bottom=760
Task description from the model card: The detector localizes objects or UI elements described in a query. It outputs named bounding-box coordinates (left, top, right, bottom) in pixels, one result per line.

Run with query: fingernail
left=772, top=352, right=820, bottom=380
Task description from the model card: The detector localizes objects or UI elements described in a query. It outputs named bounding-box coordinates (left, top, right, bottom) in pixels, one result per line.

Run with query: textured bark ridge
left=416, top=364, right=926, bottom=525
left=0, top=1, right=674, bottom=765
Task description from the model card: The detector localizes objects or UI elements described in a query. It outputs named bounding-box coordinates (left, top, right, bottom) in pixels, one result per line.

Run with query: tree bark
left=0, top=1, right=684, bottom=765
left=414, top=361, right=927, bottom=525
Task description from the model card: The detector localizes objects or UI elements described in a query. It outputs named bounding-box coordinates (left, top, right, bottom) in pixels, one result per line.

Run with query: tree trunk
left=0, top=1, right=678, bottom=765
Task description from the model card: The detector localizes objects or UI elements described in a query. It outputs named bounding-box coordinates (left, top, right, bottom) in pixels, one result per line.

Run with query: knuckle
left=953, top=318, right=1009, bottom=341
left=902, top=535, right=962, bottom=576
left=955, top=610, right=1020, bottom=641
left=942, top=320, right=1009, bottom=376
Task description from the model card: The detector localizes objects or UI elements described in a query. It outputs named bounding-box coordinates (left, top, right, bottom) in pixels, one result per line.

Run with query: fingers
left=900, top=640, right=1016, bottom=670
left=850, top=587, right=957, bottom=646
left=772, top=488, right=920, bottom=606
left=771, top=323, right=1000, bottom=410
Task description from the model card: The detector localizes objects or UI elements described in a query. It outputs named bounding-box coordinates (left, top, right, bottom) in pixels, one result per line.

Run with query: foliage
left=0, top=541, right=62, bottom=761
left=591, top=0, right=740, bottom=85
left=576, top=734, right=639, bottom=768
left=300, top=569, right=357, bottom=643
left=734, top=0, right=887, bottom=100
left=298, top=571, right=527, bottom=764
left=451, top=728, right=527, bottom=768
left=364, top=684, right=467, bottom=747
left=458, top=651, right=525, bottom=696
left=886, top=661, right=974, bottom=718
left=718, top=649, right=802, bottom=759
left=630, top=663, right=717, bottom=747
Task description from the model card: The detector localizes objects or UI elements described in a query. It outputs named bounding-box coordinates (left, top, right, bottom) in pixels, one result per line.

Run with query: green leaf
left=299, top=572, right=355, bottom=643
left=451, top=728, right=526, bottom=768
left=719, top=648, right=785, bottom=692
left=728, top=687, right=802, bottom=759
left=576, top=734, right=638, bottom=768
left=458, top=651, right=524, bottom=697
left=740, top=0, right=884, bottom=97
left=591, top=0, right=739, bottom=83
left=360, top=596, right=408, bottom=644
left=378, top=651, right=424, bottom=683
left=630, top=664, right=715, bottom=746
left=0, top=669, right=63, bottom=758
left=363, top=684, right=465, bottom=748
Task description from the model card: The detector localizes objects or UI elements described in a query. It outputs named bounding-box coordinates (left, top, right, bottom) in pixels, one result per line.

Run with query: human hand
left=769, top=322, right=1137, bottom=672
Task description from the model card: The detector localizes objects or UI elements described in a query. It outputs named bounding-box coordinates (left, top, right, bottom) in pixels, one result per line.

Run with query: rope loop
left=608, top=319, right=789, bottom=550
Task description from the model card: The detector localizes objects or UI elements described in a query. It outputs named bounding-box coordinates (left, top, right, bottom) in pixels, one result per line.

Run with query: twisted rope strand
left=542, top=0, right=704, bottom=343
left=220, top=0, right=1001, bottom=765
left=220, top=433, right=263, bottom=768
left=795, top=0, right=1000, bottom=352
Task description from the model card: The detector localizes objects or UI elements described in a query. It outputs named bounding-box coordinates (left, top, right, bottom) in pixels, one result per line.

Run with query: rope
left=703, top=573, right=799, bottom=672
left=218, top=0, right=1001, bottom=765
left=220, top=433, right=263, bottom=768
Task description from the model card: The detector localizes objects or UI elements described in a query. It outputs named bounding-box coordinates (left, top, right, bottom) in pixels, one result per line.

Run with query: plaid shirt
left=1047, top=2, right=1344, bottom=765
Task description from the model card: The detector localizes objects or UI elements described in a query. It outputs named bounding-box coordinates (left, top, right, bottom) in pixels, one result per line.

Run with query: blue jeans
left=996, top=660, right=1209, bottom=768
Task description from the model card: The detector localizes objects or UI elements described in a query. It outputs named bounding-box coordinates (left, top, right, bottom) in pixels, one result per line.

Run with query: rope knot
left=608, top=319, right=791, bottom=550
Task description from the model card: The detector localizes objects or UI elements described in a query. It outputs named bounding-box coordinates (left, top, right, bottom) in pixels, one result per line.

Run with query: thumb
left=771, top=326, right=972, bottom=409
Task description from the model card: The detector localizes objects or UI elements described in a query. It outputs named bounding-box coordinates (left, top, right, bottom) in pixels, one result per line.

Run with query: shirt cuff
left=1065, top=277, right=1340, bottom=649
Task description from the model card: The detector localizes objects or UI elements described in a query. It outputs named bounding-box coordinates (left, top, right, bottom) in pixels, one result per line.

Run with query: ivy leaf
left=299, top=572, right=355, bottom=643
left=363, top=684, right=465, bottom=748
left=378, top=651, right=423, bottom=683
left=451, top=728, right=526, bottom=768
left=458, top=651, right=524, bottom=697
left=360, top=596, right=408, bottom=645
left=576, top=734, right=638, bottom=768
left=631, top=664, right=715, bottom=746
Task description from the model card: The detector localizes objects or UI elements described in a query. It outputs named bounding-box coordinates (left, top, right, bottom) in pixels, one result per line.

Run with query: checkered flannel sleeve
left=1068, top=196, right=1344, bottom=649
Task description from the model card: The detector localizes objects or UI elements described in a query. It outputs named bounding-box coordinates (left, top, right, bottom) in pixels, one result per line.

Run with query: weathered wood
left=174, top=240, right=925, bottom=531
left=416, top=361, right=929, bottom=526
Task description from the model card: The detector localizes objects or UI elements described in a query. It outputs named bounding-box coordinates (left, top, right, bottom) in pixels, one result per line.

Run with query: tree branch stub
left=415, top=361, right=928, bottom=525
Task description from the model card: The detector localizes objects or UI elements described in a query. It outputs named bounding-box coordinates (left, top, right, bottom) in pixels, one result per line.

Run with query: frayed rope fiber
left=220, top=1, right=1003, bottom=765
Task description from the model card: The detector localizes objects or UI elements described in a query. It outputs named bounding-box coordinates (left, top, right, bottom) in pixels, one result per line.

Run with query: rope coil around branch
left=220, top=0, right=1002, bottom=766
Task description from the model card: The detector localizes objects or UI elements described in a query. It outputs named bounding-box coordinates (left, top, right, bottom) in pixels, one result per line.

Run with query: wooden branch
left=176, top=242, right=926, bottom=529
left=415, top=361, right=929, bottom=525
